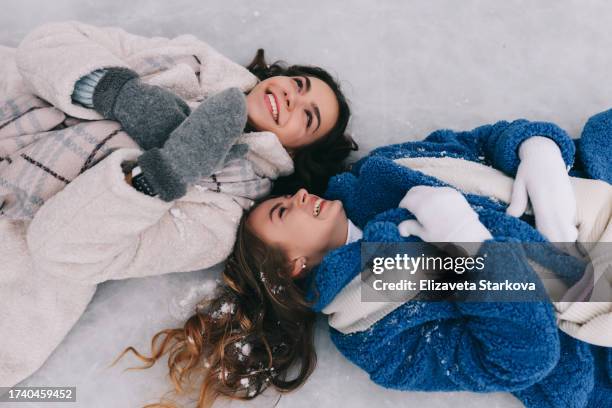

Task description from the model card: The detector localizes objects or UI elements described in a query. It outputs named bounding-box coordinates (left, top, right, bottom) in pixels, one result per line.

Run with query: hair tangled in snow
left=114, top=201, right=317, bottom=408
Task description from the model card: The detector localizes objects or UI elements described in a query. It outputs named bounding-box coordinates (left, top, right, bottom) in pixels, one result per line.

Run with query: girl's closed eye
left=293, top=77, right=304, bottom=92
left=306, top=111, right=313, bottom=129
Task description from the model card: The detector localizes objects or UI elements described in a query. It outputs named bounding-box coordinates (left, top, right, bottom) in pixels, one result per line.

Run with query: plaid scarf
left=0, top=93, right=280, bottom=220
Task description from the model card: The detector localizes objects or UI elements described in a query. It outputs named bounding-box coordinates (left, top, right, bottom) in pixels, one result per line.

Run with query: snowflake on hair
left=210, top=301, right=236, bottom=319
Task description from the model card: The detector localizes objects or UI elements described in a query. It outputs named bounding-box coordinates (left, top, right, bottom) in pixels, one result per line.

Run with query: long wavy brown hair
left=112, top=205, right=317, bottom=407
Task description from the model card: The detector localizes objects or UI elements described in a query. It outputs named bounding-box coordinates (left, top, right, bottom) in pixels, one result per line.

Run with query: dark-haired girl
left=0, top=21, right=354, bottom=387
left=128, top=109, right=611, bottom=407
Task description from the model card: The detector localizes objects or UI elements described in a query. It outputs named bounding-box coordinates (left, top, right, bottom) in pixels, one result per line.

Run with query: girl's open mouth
left=265, top=91, right=279, bottom=123
left=313, top=198, right=325, bottom=217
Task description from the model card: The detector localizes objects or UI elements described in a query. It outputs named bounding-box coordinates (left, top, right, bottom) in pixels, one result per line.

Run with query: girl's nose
left=284, top=89, right=296, bottom=112
left=294, top=188, right=309, bottom=206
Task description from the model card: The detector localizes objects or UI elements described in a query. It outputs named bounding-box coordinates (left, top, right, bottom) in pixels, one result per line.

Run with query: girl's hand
left=506, top=136, right=578, bottom=243
left=136, top=87, right=247, bottom=201
left=397, top=186, right=492, bottom=247
left=92, top=68, right=191, bottom=150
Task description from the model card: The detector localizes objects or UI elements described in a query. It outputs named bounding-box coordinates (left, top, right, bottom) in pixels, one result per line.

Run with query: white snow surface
left=3, top=0, right=611, bottom=407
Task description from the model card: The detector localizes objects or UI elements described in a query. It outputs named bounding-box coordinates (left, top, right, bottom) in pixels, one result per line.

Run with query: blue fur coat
left=307, top=109, right=612, bottom=407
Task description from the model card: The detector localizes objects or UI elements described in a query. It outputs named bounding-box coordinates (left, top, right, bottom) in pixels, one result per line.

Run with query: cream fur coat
left=0, top=21, right=292, bottom=387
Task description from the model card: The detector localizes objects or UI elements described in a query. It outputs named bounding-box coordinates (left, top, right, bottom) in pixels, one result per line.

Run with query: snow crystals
left=234, top=341, right=252, bottom=361
left=422, top=324, right=439, bottom=344
left=211, top=302, right=236, bottom=319
left=241, top=343, right=252, bottom=356
left=170, top=280, right=218, bottom=320
left=218, top=367, right=229, bottom=380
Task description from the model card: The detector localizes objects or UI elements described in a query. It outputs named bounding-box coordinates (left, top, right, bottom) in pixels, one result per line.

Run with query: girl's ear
left=290, top=256, right=308, bottom=278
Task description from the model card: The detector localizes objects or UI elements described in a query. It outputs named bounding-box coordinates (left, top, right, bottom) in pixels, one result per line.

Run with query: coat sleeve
left=427, top=119, right=576, bottom=177
left=367, top=118, right=576, bottom=178
left=0, top=46, right=28, bottom=100
left=443, top=244, right=561, bottom=392
left=364, top=304, right=561, bottom=393
left=26, top=148, right=242, bottom=284
left=15, top=21, right=200, bottom=119
left=343, top=239, right=563, bottom=393
left=16, top=21, right=258, bottom=120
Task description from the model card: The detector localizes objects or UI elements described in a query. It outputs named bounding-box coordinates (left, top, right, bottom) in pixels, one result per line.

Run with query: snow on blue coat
left=306, top=111, right=612, bottom=407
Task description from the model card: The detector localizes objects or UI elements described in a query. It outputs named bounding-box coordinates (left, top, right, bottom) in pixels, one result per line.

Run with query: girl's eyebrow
left=303, top=76, right=311, bottom=92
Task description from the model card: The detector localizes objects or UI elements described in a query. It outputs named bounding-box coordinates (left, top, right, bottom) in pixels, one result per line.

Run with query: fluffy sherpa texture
left=583, top=345, right=612, bottom=407
left=137, top=87, right=247, bottom=202
left=0, top=21, right=293, bottom=387
left=91, top=67, right=139, bottom=118
left=306, top=114, right=612, bottom=407
left=1, top=22, right=285, bottom=220
left=0, top=130, right=293, bottom=387
left=92, top=67, right=192, bottom=150
left=578, top=108, right=612, bottom=185
left=364, top=118, right=576, bottom=178
left=14, top=21, right=259, bottom=120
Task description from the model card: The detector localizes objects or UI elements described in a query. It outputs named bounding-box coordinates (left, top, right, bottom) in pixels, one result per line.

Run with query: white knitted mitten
left=506, top=136, right=577, bottom=243
left=398, top=186, right=493, bottom=251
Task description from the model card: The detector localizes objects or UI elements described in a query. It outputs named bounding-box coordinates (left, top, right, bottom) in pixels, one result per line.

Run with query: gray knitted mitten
left=137, top=88, right=248, bottom=202
left=92, top=67, right=191, bottom=150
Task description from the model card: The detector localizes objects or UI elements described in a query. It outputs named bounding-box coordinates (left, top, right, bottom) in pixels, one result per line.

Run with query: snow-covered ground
left=3, top=1, right=612, bottom=407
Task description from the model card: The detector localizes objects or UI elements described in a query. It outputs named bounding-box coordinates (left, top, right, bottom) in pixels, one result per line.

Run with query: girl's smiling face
left=247, top=188, right=348, bottom=277
left=246, top=75, right=340, bottom=151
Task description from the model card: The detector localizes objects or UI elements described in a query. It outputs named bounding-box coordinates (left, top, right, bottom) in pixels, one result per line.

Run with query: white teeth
left=313, top=199, right=322, bottom=217
left=267, top=93, right=278, bottom=122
